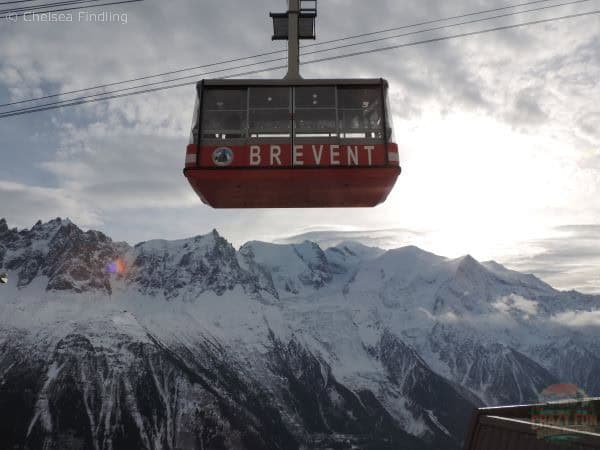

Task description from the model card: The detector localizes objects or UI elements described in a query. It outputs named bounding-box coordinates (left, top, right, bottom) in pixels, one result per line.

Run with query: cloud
left=418, top=307, right=460, bottom=323
left=550, top=310, right=600, bottom=327
left=501, top=225, right=600, bottom=294
left=577, top=112, right=600, bottom=141
left=505, top=87, right=548, bottom=127
left=554, top=224, right=600, bottom=239
left=274, top=227, right=426, bottom=249
left=492, top=294, right=539, bottom=316
left=0, top=180, right=100, bottom=228
left=36, top=123, right=198, bottom=209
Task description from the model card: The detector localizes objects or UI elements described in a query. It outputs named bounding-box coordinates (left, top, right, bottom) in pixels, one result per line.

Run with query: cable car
left=183, top=0, right=401, bottom=208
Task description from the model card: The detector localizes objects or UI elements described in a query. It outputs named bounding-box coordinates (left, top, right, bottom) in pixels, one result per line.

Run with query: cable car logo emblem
left=212, top=147, right=234, bottom=166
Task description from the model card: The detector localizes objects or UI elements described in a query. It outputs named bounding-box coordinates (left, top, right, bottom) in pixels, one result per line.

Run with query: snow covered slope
left=0, top=218, right=599, bottom=450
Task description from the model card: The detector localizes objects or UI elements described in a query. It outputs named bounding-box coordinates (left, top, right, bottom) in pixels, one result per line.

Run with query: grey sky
left=1, top=0, right=599, bottom=292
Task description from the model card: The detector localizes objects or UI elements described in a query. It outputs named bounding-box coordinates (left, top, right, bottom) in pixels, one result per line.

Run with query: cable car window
left=202, top=111, right=246, bottom=133
left=338, top=109, right=382, bottom=130
left=201, top=88, right=248, bottom=139
left=294, top=86, right=336, bottom=136
left=249, top=109, right=290, bottom=133
left=295, top=109, right=336, bottom=133
left=337, top=86, right=383, bottom=138
left=337, top=86, right=380, bottom=109
left=203, top=88, right=247, bottom=110
left=190, top=96, right=200, bottom=144
left=384, top=87, right=395, bottom=142
left=249, top=87, right=290, bottom=135
left=249, top=87, right=289, bottom=108
left=295, top=86, right=335, bottom=108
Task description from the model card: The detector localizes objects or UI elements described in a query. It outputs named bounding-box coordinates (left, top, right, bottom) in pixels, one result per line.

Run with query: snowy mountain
left=1, top=218, right=599, bottom=450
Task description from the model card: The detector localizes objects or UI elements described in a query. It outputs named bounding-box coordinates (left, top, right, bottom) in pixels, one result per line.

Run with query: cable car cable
left=1, top=8, right=597, bottom=117
left=298, top=9, right=600, bottom=66
left=0, top=0, right=140, bottom=18
left=0, top=0, right=142, bottom=19
left=300, top=0, right=595, bottom=56
left=0, top=0, right=592, bottom=116
left=0, top=8, right=598, bottom=118
left=300, top=0, right=575, bottom=48
left=0, top=0, right=106, bottom=14
left=1, top=58, right=293, bottom=116
left=0, top=0, right=57, bottom=5
left=0, top=0, right=588, bottom=108
left=0, top=0, right=108, bottom=15
left=0, top=0, right=75, bottom=5
left=0, top=68, right=288, bottom=118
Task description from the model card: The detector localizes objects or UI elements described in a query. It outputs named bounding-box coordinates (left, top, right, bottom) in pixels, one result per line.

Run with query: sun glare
left=381, top=110, right=570, bottom=260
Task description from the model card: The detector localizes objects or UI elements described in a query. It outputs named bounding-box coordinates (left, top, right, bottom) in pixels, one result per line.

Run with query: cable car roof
left=200, top=78, right=389, bottom=88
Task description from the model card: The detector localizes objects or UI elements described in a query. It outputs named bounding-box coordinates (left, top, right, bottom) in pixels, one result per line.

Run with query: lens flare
left=106, top=258, right=126, bottom=275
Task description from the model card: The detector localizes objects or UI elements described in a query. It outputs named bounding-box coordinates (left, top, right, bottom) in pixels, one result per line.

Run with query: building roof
left=463, top=398, right=600, bottom=450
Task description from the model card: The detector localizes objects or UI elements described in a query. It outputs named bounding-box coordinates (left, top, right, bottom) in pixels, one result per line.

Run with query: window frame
left=198, top=83, right=389, bottom=144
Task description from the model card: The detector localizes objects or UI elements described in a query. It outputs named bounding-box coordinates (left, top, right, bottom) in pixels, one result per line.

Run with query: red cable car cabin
left=184, top=78, right=401, bottom=208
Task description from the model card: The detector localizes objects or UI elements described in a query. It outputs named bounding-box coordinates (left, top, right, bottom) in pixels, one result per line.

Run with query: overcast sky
left=0, top=0, right=599, bottom=293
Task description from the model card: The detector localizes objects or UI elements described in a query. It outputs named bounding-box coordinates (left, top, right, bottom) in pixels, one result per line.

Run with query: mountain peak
left=34, top=217, right=79, bottom=235
left=482, top=260, right=554, bottom=293
left=455, top=254, right=480, bottom=268
left=384, top=245, right=444, bottom=264
left=239, top=239, right=335, bottom=293
left=398, top=244, right=432, bottom=256
left=450, top=254, right=491, bottom=283
left=481, top=260, right=506, bottom=272
left=326, top=241, right=385, bottom=266
left=333, top=240, right=384, bottom=254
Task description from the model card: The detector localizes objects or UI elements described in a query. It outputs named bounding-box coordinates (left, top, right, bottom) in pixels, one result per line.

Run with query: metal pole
left=285, top=0, right=302, bottom=80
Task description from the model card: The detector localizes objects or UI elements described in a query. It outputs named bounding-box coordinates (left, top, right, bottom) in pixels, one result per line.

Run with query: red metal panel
left=184, top=166, right=400, bottom=208
left=185, top=144, right=197, bottom=168
left=194, top=143, right=396, bottom=168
